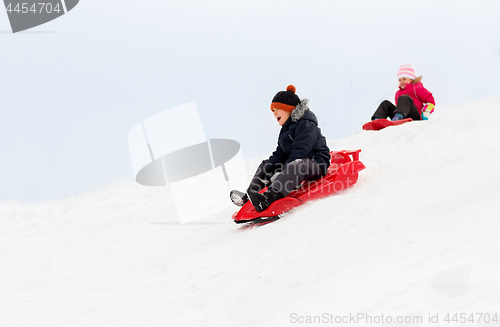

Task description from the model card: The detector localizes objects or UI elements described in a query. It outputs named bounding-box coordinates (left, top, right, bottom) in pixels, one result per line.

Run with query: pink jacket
left=395, top=82, right=435, bottom=115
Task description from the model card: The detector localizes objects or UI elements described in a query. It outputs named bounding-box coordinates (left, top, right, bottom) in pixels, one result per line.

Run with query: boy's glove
left=256, top=160, right=279, bottom=183
left=421, top=103, right=435, bottom=120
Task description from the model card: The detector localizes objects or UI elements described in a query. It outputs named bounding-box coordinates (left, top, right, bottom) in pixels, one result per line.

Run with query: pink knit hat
left=397, top=64, right=416, bottom=80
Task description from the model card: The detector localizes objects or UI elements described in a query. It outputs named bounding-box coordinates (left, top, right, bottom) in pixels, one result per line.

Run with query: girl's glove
left=421, top=103, right=435, bottom=120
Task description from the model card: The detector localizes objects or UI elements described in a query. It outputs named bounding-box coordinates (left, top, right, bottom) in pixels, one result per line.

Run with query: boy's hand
left=421, top=103, right=435, bottom=120
left=257, top=160, right=279, bottom=182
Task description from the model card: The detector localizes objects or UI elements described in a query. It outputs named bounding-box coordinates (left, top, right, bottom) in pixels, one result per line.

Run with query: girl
left=230, top=85, right=331, bottom=212
left=371, top=64, right=435, bottom=121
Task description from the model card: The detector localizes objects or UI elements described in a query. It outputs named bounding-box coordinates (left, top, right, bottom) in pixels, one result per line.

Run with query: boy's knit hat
left=397, top=64, right=416, bottom=80
left=270, top=85, right=300, bottom=112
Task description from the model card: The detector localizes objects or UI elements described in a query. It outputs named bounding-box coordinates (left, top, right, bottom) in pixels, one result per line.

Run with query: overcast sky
left=1, top=0, right=500, bottom=202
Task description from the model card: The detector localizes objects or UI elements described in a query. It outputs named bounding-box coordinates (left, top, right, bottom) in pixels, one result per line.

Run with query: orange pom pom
left=286, top=85, right=296, bottom=93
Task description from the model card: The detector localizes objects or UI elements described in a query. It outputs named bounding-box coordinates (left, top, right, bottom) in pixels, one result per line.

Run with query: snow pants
left=249, top=158, right=324, bottom=197
left=371, top=95, right=421, bottom=121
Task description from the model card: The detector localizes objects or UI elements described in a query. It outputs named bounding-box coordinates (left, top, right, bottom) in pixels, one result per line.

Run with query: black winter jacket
left=268, top=99, right=331, bottom=175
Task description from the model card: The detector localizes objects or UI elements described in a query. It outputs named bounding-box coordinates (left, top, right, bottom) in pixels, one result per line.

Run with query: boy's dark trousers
left=372, top=95, right=421, bottom=121
left=249, top=158, right=324, bottom=197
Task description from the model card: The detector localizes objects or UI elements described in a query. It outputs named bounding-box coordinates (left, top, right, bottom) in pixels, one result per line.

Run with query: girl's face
left=273, top=108, right=291, bottom=126
left=399, top=77, right=414, bottom=89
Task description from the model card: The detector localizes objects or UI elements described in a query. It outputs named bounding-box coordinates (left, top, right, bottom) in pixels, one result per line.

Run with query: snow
left=1, top=98, right=500, bottom=326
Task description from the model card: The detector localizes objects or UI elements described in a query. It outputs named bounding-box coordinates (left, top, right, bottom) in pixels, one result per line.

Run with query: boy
left=231, top=85, right=331, bottom=212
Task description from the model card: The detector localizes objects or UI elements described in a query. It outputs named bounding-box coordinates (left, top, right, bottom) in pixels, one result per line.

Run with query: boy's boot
left=392, top=112, right=405, bottom=121
left=230, top=190, right=249, bottom=207
left=247, top=187, right=284, bottom=212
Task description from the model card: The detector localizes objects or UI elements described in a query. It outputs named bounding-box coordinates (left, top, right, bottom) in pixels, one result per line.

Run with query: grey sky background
left=1, top=0, right=500, bottom=202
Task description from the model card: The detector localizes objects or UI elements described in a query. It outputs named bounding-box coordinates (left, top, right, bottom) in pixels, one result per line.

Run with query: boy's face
left=273, top=108, right=291, bottom=126
left=398, top=77, right=413, bottom=89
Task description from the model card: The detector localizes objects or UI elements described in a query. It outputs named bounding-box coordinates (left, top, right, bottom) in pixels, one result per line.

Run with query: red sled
left=232, top=150, right=366, bottom=225
left=362, top=118, right=413, bottom=131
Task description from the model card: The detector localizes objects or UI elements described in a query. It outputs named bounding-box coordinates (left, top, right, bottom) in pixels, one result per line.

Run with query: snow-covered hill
left=1, top=98, right=500, bottom=326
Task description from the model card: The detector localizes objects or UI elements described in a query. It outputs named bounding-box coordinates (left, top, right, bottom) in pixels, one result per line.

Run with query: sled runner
left=362, top=118, right=413, bottom=131
left=232, top=150, right=365, bottom=225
